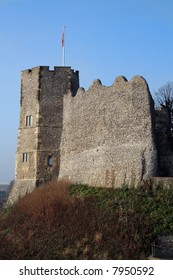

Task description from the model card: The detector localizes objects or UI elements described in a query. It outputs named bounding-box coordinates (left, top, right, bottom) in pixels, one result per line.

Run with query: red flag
left=62, top=31, right=64, bottom=48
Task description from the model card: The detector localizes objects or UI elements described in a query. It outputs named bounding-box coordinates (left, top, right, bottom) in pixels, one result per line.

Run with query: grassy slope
left=0, top=180, right=173, bottom=260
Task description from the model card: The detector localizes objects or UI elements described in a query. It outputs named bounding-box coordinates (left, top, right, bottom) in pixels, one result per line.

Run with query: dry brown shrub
left=0, top=183, right=154, bottom=260
left=13, top=179, right=73, bottom=224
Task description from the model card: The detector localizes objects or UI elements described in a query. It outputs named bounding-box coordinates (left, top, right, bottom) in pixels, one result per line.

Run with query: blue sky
left=0, top=0, right=173, bottom=183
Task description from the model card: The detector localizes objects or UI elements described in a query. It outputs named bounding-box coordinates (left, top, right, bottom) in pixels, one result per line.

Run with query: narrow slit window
left=48, top=155, right=53, bottom=166
left=26, top=115, right=32, bottom=126
left=22, top=153, right=28, bottom=162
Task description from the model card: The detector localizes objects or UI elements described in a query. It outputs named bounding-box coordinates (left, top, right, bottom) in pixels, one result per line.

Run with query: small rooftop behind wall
left=59, top=75, right=158, bottom=188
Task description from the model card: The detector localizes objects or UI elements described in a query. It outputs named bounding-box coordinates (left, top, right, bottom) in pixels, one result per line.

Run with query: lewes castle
left=8, top=66, right=173, bottom=204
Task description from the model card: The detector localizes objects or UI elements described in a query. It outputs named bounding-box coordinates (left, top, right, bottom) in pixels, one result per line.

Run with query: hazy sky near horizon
left=0, top=0, right=173, bottom=182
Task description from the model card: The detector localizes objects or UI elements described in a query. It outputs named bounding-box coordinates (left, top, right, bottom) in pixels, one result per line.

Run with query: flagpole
left=62, top=26, right=65, bottom=66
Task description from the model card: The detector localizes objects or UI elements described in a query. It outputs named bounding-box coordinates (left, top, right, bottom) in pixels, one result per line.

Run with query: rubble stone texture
left=59, top=75, right=157, bottom=188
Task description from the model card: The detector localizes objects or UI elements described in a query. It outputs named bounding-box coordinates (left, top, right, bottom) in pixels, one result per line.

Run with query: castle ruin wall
left=59, top=76, right=158, bottom=188
left=8, top=66, right=159, bottom=204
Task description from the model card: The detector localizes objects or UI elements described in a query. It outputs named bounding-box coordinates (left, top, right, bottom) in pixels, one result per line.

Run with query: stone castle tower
left=10, top=65, right=173, bottom=204
left=8, top=66, right=79, bottom=203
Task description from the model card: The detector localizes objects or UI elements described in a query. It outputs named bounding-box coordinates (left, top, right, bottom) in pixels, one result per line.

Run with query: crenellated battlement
left=22, top=65, right=79, bottom=74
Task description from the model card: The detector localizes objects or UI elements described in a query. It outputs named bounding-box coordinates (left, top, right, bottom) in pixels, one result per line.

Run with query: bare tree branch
left=155, top=81, right=173, bottom=113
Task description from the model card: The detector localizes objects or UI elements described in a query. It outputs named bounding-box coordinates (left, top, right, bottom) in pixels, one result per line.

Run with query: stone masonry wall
left=155, top=107, right=173, bottom=176
left=59, top=76, right=158, bottom=188
left=8, top=66, right=79, bottom=204
left=8, top=67, right=158, bottom=204
left=35, top=66, right=78, bottom=185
